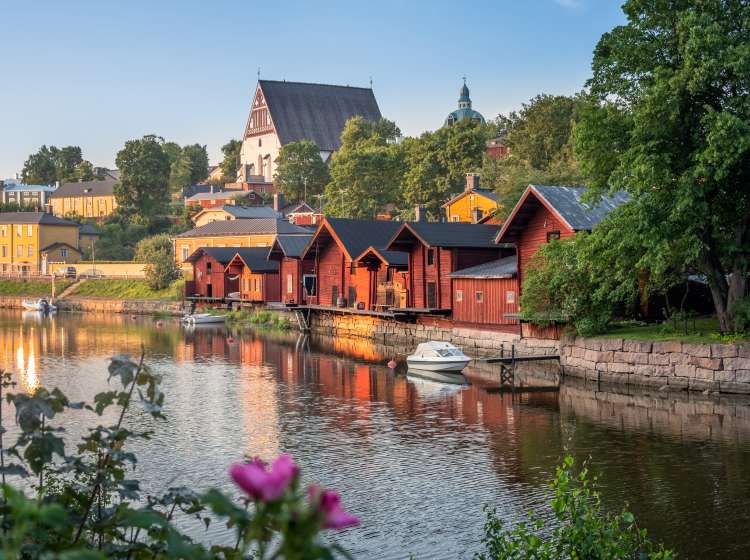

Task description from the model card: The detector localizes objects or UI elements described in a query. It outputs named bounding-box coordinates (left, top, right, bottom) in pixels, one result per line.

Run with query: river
left=1, top=309, right=749, bottom=559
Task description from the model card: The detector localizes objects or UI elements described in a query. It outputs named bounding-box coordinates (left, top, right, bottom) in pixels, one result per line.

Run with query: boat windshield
left=436, top=348, right=462, bottom=357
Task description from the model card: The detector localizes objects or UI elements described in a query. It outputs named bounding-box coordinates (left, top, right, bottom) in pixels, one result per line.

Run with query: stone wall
left=561, top=336, right=750, bottom=394
left=0, top=295, right=183, bottom=316
left=308, top=310, right=559, bottom=357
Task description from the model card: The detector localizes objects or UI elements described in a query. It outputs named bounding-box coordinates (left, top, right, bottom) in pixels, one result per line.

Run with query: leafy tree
left=220, top=139, right=242, bottom=183
left=75, top=160, right=96, bottom=181
left=324, top=117, right=405, bottom=219
left=21, top=145, right=58, bottom=184
left=274, top=140, right=330, bottom=202
left=135, top=234, right=181, bottom=289
left=168, top=151, right=193, bottom=193
left=575, top=0, right=750, bottom=333
left=55, top=145, right=84, bottom=182
left=94, top=221, right=149, bottom=260
left=114, top=135, right=171, bottom=224
left=182, top=143, right=209, bottom=185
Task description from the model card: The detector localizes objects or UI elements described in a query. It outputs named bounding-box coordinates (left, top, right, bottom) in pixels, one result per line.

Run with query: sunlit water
left=1, top=309, right=750, bottom=559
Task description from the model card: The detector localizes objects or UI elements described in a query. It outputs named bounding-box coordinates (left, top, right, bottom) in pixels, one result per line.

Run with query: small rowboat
left=182, top=313, right=226, bottom=325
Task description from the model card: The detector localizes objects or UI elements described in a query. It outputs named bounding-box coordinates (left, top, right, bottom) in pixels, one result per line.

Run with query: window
left=475, top=291, right=484, bottom=303
left=181, top=246, right=189, bottom=261
left=452, top=216, right=460, bottom=222
left=506, top=290, right=516, bottom=304
left=1, top=226, right=6, bottom=237
left=16, top=226, right=21, bottom=237
left=16, top=245, right=22, bottom=257
left=1, top=246, right=5, bottom=257
left=456, top=289, right=463, bottom=302
left=287, top=274, right=293, bottom=293
left=27, top=225, right=32, bottom=236
left=60, top=248, right=68, bottom=258
left=258, top=138, right=262, bottom=147
left=546, top=230, right=561, bottom=242
left=27, top=245, right=33, bottom=257
left=427, top=248, right=435, bottom=267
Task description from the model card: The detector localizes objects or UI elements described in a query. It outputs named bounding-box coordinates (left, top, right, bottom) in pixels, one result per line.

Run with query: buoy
left=131, top=315, right=137, bottom=320
left=387, top=358, right=397, bottom=369
left=227, top=335, right=235, bottom=344
left=156, top=320, right=163, bottom=328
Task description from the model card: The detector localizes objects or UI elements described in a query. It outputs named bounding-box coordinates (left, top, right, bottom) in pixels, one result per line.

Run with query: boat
left=182, top=313, right=226, bottom=325
left=406, top=341, right=471, bottom=372
left=21, top=298, right=57, bottom=313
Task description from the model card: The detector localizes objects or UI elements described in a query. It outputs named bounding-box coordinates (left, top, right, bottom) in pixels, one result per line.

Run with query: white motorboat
left=406, top=341, right=471, bottom=372
left=21, top=298, right=57, bottom=313
left=182, top=313, right=226, bottom=325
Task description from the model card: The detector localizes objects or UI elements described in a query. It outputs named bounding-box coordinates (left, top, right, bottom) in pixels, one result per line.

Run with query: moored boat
left=406, top=341, right=471, bottom=372
left=21, top=298, right=57, bottom=313
left=182, top=313, right=226, bottom=325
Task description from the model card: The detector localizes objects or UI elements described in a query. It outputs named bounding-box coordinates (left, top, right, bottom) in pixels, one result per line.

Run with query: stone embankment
left=0, top=295, right=183, bottom=316
left=562, top=336, right=750, bottom=394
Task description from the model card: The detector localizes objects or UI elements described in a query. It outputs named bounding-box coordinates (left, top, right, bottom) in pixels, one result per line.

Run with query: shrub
left=136, top=234, right=182, bottom=290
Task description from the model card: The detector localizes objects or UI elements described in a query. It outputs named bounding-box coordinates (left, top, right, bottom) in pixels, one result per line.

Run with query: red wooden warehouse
left=385, top=222, right=508, bottom=312
left=225, top=247, right=280, bottom=302
left=184, top=247, right=240, bottom=300
left=267, top=233, right=315, bottom=305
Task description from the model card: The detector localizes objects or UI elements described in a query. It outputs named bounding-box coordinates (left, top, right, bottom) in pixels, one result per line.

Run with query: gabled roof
left=175, top=218, right=311, bottom=238
left=354, top=246, right=409, bottom=268
left=226, top=247, right=279, bottom=273
left=449, top=256, right=516, bottom=279
left=186, top=190, right=256, bottom=202
left=441, top=188, right=500, bottom=208
left=268, top=234, right=314, bottom=259
left=0, top=212, right=79, bottom=226
left=40, top=242, right=82, bottom=254
left=192, top=205, right=281, bottom=222
left=281, top=201, right=316, bottom=216
left=495, top=185, right=629, bottom=243
left=386, top=222, right=503, bottom=250
left=303, top=217, right=403, bottom=260
left=255, top=80, right=382, bottom=151
left=49, top=179, right=116, bottom=198
left=184, top=247, right=243, bottom=265
left=79, top=223, right=100, bottom=236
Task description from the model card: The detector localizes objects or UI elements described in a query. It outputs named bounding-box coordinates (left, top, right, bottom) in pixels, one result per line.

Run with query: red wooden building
left=385, top=222, right=508, bottom=312
left=495, top=185, right=628, bottom=293
left=267, top=234, right=315, bottom=305
left=184, top=247, right=240, bottom=299
left=448, top=256, right=520, bottom=332
left=300, top=218, right=406, bottom=309
left=353, top=246, right=409, bottom=310
left=225, top=247, right=280, bottom=302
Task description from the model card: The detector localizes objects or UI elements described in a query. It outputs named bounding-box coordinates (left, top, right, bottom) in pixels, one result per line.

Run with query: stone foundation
left=0, top=295, right=183, bottom=316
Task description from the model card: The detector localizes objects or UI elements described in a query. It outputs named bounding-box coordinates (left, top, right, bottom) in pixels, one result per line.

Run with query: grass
left=71, top=278, right=184, bottom=301
left=222, top=308, right=294, bottom=330
left=600, top=317, right=750, bottom=344
left=0, top=279, right=74, bottom=297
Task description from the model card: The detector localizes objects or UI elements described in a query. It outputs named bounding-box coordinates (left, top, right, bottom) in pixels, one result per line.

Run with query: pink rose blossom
left=308, top=485, right=360, bottom=529
left=230, top=454, right=299, bottom=502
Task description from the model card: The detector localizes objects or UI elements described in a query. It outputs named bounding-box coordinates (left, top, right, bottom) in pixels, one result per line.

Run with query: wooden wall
left=191, top=254, right=237, bottom=299
left=451, top=277, right=519, bottom=326
left=517, top=206, right=575, bottom=286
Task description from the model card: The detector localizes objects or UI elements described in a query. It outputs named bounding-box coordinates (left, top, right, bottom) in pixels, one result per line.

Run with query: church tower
left=444, top=79, right=485, bottom=127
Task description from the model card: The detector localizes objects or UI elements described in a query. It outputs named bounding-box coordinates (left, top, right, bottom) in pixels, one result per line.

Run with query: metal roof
left=532, top=185, right=629, bottom=231
left=49, top=179, right=116, bottom=198
left=441, top=187, right=499, bottom=208
left=0, top=212, right=79, bottom=226
left=79, top=223, right=101, bottom=236
left=449, top=256, right=517, bottom=278
left=229, top=247, right=279, bottom=273
left=1, top=183, right=56, bottom=193
left=319, top=217, right=404, bottom=260
left=175, top=218, right=311, bottom=238
left=258, top=80, right=382, bottom=151
left=219, top=205, right=281, bottom=219
left=270, top=234, right=314, bottom=258
left=186, top=190, right=256, bottom=202
left=388, top=222, right=502, bottom=249
left=184, top=247, right=242, bottom=265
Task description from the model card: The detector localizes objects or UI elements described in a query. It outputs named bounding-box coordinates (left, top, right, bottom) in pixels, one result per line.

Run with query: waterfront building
left=267, top=234, right=315, bottom=305
left=0, top=179, right=56, bottom=207
left=0, top=212, right=81, bottom=275
left=443, top=80, right=485, bottom=127
left=441, top=173, right=500, bottom=223
left=183, top=247, right=240, bottom=300
left=49, top=179, right=118, bottom=219
left=238, top=80, right=382, bottom=182
left=225, top=248, right=280, bottom=302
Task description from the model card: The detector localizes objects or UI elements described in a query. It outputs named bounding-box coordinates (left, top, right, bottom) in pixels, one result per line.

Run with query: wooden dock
left=484, top=354, right=560, bottom=364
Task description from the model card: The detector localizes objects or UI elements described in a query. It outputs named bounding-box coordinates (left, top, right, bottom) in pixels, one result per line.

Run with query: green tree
left=75, top=160, right=96, bottom=182
left=575, top=0, right=750, bottom=333
left=324, top=117, right=405, bottom=218
left=220, top=139, right=242, bottom=183
left=55, top=145, right=83, bottom=182
left=182, top=143, right=209, bottom=185
left=135, top=234, right=181, bottom=289
left=21, top=145, right=59, bottom=184
left=274, top=140, right=330, bottom=202
left=114, top=135, right=171, bottom=224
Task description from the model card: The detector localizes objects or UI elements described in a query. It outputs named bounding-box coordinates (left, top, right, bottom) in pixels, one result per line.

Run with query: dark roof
left=194, top=205, right=280, bottom=219
left=40, top=242, right=82, bottom=254
left=281, top=201, right=315, bottom=216
left=258, top=80, right=382, bottom=151
left=187, top=190, right=256, bottom=202
left=49, top=179, right=116, bottom=198
left=387, top=222, right=502, bottom=249
left=319, top=218, right=404, bottom=259
left=0, top=212, right=79, bottom=226
left=175, top=218, right=311, bottom=238
left=182, top=184, right=213, bottom=198
left=449, top=256, right=516, bottom=278
left=229, top=247, right=279, bottom=273
left=355, top=246, right=409, bottom=267
left=531, top=185, right=629, bottom=231
left=441, top=187, right=500, bottom=208
left=184, top=247, right=242, bottom=265
left=269, top=234, right=314, bottom=258
left=79, top=223, right=100, bottom=236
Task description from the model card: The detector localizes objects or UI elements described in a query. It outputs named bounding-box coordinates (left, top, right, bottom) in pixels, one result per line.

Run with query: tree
left=575, top=0, right=750, bottom=332
left=135, top=234, right=181, bottom=289
left=21, top=145, right=59, bottom=184
left=182, top=144, right=209, bottom=185
left=324, top=117, right=405, bottom=218
left=220, top=139, right=242, bottom=183
left=274, top=141, right=330, bottom=202
left=76, top=160, right=96, bottom=182
left=55, top=146, right=83, bottom=183
left=94, top=221, right=149, bottom=260
left=114, top=135, right=171, bottom=224
left=22, top=145, right=92, bottom=184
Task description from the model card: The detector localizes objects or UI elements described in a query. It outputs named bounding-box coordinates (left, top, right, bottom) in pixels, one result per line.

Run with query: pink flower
left=308, top=485, right=360, bottom=530
left=230, top=454, right=299, bottom=502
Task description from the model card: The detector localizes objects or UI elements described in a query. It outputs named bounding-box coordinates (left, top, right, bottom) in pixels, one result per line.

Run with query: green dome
left=444, top=80, right=484, bottom=127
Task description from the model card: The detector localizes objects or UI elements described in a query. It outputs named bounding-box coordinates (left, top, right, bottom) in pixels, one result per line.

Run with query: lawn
left=71, top=279, right=184, bottom=301
left=0, top=279, right=74, bottom=297
left=600, top=317, right=750, bottom=344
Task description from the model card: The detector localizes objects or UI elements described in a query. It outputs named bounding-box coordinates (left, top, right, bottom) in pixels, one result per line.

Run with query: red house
left=495, top=185, right=628, bottom=293
left=353, top=246, right=409, bottom=310
left=267, top=233, right=315, bottom=305
left=300, top=218, right=405, bottom=309
left=385, top=222, right=507, bottom=312
left=225, top=247, right=280, bottom=302
left=184, top=247, right=240, bottom=300
left=280, top=201, right=323, bottom=226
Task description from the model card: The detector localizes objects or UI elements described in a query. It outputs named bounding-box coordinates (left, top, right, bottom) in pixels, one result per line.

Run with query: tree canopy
left=21, top=145, right=99, bottom=185
left=274, top=141, right=330, bottom=203
left=220, top=139, right=242, bottom=183
left=114, top=135, right=171, bottom=225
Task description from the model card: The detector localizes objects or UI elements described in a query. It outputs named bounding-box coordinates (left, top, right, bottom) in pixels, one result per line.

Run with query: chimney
left=274, top=192, right=285, bottom=212
left=415, top=205, right=426, bottom=222
left=465, top=173, right=480, bottom=192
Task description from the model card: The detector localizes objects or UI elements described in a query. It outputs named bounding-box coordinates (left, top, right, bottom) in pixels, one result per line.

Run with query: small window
left=258, top=138, right=262, bottom=147
left=476, top=291, right=484, bottom=303
left=16, top=226, right=21, bottom=237
left=547, top=230, right=561, bottom=242
left=427, top=248, right=435, bottom=267
left=181, top=246, right=189, bottom=261
left=506, top=290, right=515, bottom=304
left=16, top=245, right=22, bottom=257
left=27, top=245, right=32, bottom=257
left=1, top=226, right=6, bottom=237
left=1, top=246, right=6, bottom=257
left=287, top=274, right=293, bottom=293
left=60, top=248, right=68, bottom=258
left=27, top=225, right=32, bottom=236
left=456, top=289, right=463, bottom=302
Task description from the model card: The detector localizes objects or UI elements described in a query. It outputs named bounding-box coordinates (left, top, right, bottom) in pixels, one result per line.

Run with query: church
left=444, top=79, right=485, bottom=127
left=238, top=80, right=382, bottom=182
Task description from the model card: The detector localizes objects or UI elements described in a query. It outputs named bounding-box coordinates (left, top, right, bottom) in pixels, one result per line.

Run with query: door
left=426, top=282, right=437, bottom=308
left=207, top=283, right=213, bottom=298
left=331, top=285, right=338, bottom=306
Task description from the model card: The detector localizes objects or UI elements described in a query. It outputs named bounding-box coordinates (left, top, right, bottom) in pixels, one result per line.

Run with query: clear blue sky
left=0, top=0, right=625, bottom=179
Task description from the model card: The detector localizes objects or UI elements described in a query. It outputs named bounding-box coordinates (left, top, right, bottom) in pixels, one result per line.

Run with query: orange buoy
left=227, top=335, right=235, bottom=344
left=387, top=358, right=397, bottom=369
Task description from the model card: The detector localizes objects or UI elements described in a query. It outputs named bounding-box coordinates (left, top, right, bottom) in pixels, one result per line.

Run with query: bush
left=476, top=455, right=674, bottom=560
left=135, top=234, right=182, bottom=290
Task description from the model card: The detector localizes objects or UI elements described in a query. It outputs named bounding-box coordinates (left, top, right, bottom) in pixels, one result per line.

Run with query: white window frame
left=506, top=290, right=515, bottom=304
left=476, top=291, right=484, bottom=303
left=456, top=289, right=463, bottom=302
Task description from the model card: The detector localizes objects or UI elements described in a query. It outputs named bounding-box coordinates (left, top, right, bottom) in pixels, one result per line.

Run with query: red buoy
left=387, top=358, right=397, bottom=369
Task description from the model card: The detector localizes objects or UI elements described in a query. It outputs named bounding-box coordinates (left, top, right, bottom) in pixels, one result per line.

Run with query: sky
left=0, top=0, right=625, bottom=179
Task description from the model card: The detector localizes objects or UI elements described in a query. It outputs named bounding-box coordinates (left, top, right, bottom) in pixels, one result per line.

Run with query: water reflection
left=0, top=309, right=748, bottom=558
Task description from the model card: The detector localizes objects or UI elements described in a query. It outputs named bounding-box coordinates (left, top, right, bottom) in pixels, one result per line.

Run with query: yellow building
left=49, top=179, right=118, bottom=219
left=442, top=173, right=500, bottom=223
left=0, top=212, right=82, bottom=275
left=173, top=218, right=311, bottom=273
left=191, top=205, right=281, bottom=228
